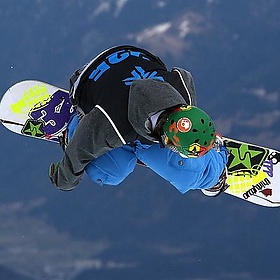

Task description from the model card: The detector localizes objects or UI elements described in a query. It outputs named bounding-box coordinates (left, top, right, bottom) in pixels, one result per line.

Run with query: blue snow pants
left=68, top=115, right=228, bottom=193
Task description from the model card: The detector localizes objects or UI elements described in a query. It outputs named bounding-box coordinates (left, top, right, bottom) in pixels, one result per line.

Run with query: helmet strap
left=154, top=106, right=183, bottom=134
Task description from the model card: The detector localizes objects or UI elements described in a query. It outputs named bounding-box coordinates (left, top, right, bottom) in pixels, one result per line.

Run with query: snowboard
left=1, top=80, right=280, bottom=207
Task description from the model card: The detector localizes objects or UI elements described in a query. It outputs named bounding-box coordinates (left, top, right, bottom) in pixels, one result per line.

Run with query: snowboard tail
left=0, top=80, right=75, bottom=143
left=224, top=138, right=280, bottom=207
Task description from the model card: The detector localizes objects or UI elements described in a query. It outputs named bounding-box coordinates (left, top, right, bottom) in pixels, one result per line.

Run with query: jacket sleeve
left=171, top=67, right=197, bottom=106
left=55, top=106, right=125, bottom=190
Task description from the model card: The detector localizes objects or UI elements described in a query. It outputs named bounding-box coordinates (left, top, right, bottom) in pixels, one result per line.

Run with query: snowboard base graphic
left=1, top=80, right=280, bottom=207
left=0, top=80, right=75, bottom=143
left=223, top=138, right=280, bottom=207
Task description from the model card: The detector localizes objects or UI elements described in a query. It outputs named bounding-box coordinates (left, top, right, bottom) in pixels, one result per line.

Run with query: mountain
left=0, top=0, right=280, bottom=279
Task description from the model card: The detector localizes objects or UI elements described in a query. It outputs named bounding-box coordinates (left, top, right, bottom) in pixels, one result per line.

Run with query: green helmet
left=162, top=105, right=216, bottom=157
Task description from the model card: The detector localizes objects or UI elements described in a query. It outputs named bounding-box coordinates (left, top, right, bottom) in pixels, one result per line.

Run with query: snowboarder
left=49, top=45, right=228, bottom=196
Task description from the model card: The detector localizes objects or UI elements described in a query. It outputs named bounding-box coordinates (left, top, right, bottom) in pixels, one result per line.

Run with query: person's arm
left=170, top=67, right=197, bottom=106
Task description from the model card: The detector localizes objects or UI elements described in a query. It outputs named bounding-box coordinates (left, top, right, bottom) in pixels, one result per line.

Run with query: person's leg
left=85, top=145, right=137, bottom=186
left=136, top=143, right=227, bottom=194
left=67, top=114, right=137, bottom=186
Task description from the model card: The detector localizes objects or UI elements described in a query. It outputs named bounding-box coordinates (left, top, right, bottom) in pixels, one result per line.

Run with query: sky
left=0, top=1, right=280, bottom=279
